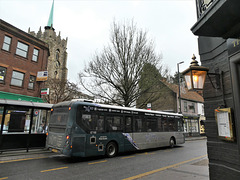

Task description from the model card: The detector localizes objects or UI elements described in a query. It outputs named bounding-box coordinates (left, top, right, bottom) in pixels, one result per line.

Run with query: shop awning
left=0, top=91, right=44, bottom=103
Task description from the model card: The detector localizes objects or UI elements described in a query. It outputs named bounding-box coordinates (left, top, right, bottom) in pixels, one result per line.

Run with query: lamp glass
left=184, top=72, right=192, bottom=90
left=192, top=70, right=207, bottom=89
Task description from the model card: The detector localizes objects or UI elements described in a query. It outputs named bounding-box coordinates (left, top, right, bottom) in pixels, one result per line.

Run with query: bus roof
left=53, top=100, right=183, bottom=117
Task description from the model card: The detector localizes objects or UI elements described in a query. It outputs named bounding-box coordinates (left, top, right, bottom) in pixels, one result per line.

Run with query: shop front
left=183, top=115, right=200, bottom=137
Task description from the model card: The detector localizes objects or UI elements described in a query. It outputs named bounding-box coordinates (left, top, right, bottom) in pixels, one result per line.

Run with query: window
left=56, top=49, right=60, bottom=60
left=2, top=35, right=12, bottom=51
left=125, top=117, right=132, bottom=133
left=106, top=115, right=123, bottom=132
left=11, top=71, right=24, bottom=87
left=32, top=48, right=39, bottom=62
left=184, top=101, right=187, bottom=112
left=134, top=116, right=144, bottom=132
left=177, top=118, right=184, bottom=132
left=79, top=113, right=104, bottom=133
left=157, top=116, right=164, bottom=132
left=168, top=116, right=177, bottom=131
left=191, top=103, right=195, bottom=113
left=28, top=75, right=36, bottom=89
left=31, top=109, right=50, bottom=134
left=0, top=66, right=7, bottom=84
left=146, top=118, right=158, bottom=132
left=82, top=114, right=97, bottom=131
left=162, top=116, right=168, bottom=131
left=2, top=106, right=31, bottom=134
left=50, top=107, right=69, bottom=125
left=16, top=41, right=28, bottom=58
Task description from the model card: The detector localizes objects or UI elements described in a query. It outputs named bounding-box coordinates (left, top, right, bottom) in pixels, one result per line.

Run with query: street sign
left=147, top=103, right=151, bottom=110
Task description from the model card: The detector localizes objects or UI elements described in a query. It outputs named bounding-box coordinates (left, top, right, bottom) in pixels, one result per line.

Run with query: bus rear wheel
left=169, top=137, right=175, bottom=148
left=106, top=142, right=118, bottom=158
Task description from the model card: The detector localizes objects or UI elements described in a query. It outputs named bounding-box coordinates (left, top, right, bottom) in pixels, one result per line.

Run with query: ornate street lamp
left=182, top=54, right=209, bottom=91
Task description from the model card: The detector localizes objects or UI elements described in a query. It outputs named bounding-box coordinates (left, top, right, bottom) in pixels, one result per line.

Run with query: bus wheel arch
left=169, top=137, right=176, bottom=148
left=105, top=141, right=118, bottom=158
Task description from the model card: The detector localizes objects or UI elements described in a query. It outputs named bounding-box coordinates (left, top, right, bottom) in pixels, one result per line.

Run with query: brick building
left=0, top=19, right=49, bottom=102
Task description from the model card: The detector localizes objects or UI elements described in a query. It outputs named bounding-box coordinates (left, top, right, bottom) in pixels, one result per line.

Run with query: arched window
left=56, top=49, right=60, bottom=61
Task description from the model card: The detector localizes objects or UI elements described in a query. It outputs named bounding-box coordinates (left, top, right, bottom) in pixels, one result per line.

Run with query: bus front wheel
left=106, top=142, right=118, bottom=158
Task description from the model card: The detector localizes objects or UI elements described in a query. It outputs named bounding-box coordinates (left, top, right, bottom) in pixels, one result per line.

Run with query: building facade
left=191, top=0, right=240, bottom=179
left=0, top=19, right=49, bottom=102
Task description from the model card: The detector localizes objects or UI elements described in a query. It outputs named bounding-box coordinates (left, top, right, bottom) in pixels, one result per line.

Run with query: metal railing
left=196, top=0, right=216, bottom=18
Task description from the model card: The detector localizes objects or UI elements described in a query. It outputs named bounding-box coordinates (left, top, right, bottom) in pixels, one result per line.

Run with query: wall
left=198, top=36, right=240, bottom=179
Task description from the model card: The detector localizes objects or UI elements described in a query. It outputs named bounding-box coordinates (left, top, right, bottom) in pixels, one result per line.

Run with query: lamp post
left=177, top=61, right=184, bottom=114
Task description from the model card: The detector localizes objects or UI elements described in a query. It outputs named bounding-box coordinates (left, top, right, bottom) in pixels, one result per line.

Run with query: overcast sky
left=0, top=0, right=199, bottom=84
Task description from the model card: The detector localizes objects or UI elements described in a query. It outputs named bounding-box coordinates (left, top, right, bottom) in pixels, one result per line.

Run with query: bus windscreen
left=50, top=107, right=69, bottom=125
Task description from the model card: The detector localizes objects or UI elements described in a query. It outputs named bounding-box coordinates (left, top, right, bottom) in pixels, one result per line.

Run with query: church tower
left=29, top=0, right=68, bottom=82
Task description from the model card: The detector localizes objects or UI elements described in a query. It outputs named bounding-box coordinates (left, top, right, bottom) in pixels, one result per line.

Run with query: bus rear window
left=50, top=107, right=69, bottom=125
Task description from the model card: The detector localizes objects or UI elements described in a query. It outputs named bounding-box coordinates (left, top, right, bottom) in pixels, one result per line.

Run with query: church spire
left=45, top=0, right=55, bottom=30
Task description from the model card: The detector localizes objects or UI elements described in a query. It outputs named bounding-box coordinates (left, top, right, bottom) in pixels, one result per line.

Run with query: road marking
left=164, top=149, right=173, bottom=152
left=136, top=152, right=145, bottom=155
left=41, top=166, right=68, bottom=173
left=0, top=177, right=8, bottom=180
left=88, top=160, right=107, bottom=165
left=0, top=156, right=48, bottom=164
left=121, top=156, right=135, bottom=159
left=137, top=152, right=155, bottom=155
left=122, top=154, right=207, bottom=180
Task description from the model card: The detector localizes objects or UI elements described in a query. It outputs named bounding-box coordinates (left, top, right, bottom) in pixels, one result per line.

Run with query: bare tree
left=79, top=20, right=163, bottom=107
left=42, top=79, right=89, bottom=104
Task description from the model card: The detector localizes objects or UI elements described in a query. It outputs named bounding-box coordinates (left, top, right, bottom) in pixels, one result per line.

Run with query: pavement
left=0, top=136, right=209, bottom=180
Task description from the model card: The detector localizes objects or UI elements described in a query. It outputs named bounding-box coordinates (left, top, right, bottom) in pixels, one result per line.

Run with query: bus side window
left=178, top=118, right=184, bottom=132
left=168, top=116, right=177, bottom=131
left=134, top=116, right=143, bottom=132
left=146, top=118, right=158, bottom=132
left=162, top=116, right=168, bottom=132
left=125, top=117, right=132, bottom=133
left=82, top=114, right=92, bottom=131
left=97, top=115, right=104, bottom=132
left=157, top=117, right=163, bottom=132
left=106, top=116, right=123, bottom=132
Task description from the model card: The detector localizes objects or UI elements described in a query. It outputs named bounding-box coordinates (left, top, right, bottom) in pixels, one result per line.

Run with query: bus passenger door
left=123, top=116, right=135, bottom=151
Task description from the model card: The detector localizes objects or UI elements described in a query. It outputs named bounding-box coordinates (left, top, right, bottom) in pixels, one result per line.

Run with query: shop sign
left=227, top=38, right=240, bottom=56
left=36, top=71, right=48, bottom=81
left=41, top=88, right=49, bottom=95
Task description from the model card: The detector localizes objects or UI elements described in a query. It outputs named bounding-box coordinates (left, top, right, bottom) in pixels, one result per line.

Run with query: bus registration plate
left=52, top=149, right=58, bottom=153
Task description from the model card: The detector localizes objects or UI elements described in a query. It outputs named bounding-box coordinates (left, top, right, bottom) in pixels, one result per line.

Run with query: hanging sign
left=36, top=71, right=48, bottom=81
left=147, top=103, right=151, bottom=110
left=41, top=88, right=49, bottom=95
